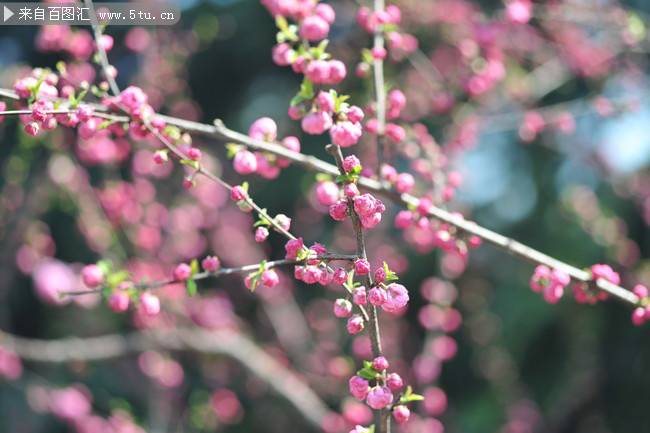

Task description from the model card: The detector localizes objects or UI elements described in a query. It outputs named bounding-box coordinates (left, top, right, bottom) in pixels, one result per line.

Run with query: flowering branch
left=0, top=87, right=640, bottom=306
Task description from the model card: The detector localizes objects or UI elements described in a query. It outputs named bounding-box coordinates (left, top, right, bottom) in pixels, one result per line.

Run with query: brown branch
left=0, top=327, right=330, bottom=428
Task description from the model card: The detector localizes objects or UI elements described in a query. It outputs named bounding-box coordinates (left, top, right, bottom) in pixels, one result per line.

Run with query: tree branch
left=0, top=327, right=331, bottom=428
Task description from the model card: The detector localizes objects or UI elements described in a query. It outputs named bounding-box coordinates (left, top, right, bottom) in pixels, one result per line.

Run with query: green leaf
left=357, top=367, right=377, bottom=380
left=186, top=279, right=197, bottom=297
left=226, top=143, right=242, bottom=158
left=107, top=270, right=130, bottom=288
left=180, top=159, right=200, bottom=170
left=190, top=259, right=199, bottom=275
left=97, top=260, right=113, bottom=276
left=298, top=78, right=314, bottom=100
left=315, top=173, right=332, bottom=182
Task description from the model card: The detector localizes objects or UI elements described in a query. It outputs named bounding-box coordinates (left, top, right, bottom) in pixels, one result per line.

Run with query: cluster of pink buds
left=327, top=155, right=387, bottom=229
left=348, top=355, right=420, bottom=425
left=380, top=164, right=415, bottom=194
left=573, top=264, right=619, bottom=305
left=529, top=265, right=571, bottom=304
left=299, top=91, right=364, bottom=148
left=364, top=89, right=408, bottom=144
left=231, top=117, right=301, bottom=179
left=631, top=285, right=650, bottom=326
left=394, top=200, right=482, bottom=256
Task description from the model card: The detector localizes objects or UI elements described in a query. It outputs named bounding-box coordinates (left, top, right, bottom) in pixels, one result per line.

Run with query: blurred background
left=1, top=0, right=650, bottom=432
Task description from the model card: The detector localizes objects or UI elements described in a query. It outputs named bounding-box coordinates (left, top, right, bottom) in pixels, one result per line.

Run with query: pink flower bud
left=261, top=270, right=279, bottom=288
left=316, top=181, right=340, bottom=206
left=301, top=111, right=333, bottom=135
left=632, top=307, right=646, bottom=326
left=354, top=258, right=370, bottom=275
left=327, top=60, right=347, bottom=84
left=255, top=226, right=269, bottom=242
left=248, top=117, right=277, bottom=142
left=299, top=15, right=330, bottom=41
left=344, top=183, right=359, bottom=198
left=347, top=106, right=365, bottom=123
left=368, top=287, right=387, bottom=306
left=372, top=356, right=389, bottom=371
left=366, top=386, right=393, bottom=410
left=386, top=373, right=403, bottom=391
left=392, top=405, right=410, bottom=424
left=333, top=268, right=347, bottom=285
left=385, top=123, right=405, bottom=143
left=305, top=60, right=331, bottom=84
left=25, top=122, right=40, bottom=136
left=329, top=200, right=349, bottom=221
left=140, top=292, right=160, bottom=316
left=349, top=375, right=370, bottom=400
left=353, top=286, right=367, bottom=305
left=272, top=43, right=294, bottom=66
left=633, top=284, right=648, bottom=299
left=395, top=173, right=415, bottom=193
left=230, top=185, right=247, bottom=201
left=187, top=147, right=202, bottom=161
left=315, top=3, right=336, bottom=24
left=315, top=91, right=336, bottom=113
left=81, top=264, right=104, bottom=288
left=343, top=155, right=361, bottom=173
left=394, top=210, right=413, bottom=229
left=346, top=314, right=364, bottom=334
left=108, top=291, right=129, bottom=313
left=284, top=237, right=304, bottom=260
left=153, top=150, right=168, bottom=164
left=334, top=298, right=353, bottom=318
left=202, top=256, right=220, bottom=272
left=174, top=263, right=192, bottom=281
left=374, top=267, right=386, bottom=283
left=371, top=47, right=387, bottom=60
left=382, top=283, right=409, bottom=313
left=330, top=121, right=363, bottom=147
left=233, top=150, right=258, bottom=175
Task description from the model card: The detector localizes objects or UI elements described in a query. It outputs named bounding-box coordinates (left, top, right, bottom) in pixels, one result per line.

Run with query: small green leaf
left=190, top=259, right=199, bottom=275
left=186, top=279, right=197, bottom=297
left=357, top=367, right=377, bottom=380
left=226, top=143, right=241, bottom=158
left=180, top=159, right=200, bottom=170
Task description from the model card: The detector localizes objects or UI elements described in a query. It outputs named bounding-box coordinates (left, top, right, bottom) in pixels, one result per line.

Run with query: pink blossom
left=392, top=405, right=410, bottom=424
left=347, top=314, right=365, bottom=334
left=366, top=386, right=393, bottom=409
left=255, top=226, right=270, bottom=242
left=331, top=121, right=363, bottom=147
left=233, top=150, right=258, bottom=175
left=174, top=263, right=192, bottom=281
left=343, top=155, right=362, bottom=173
left=261, top=270, right=279, bottom=288
left=395, top=173, right=415, bottom=193
left=202, top=256, right=221, bottom=272
left=0, top=348, right=22, bottom=380
left=140, top=292, right=160, bottom=315
left=316, top=181, right=340, bottom=206
left=302, top=111, right=333, bottom=135
left=382, top=283, right=409, bottom=313
left=300, top=15, right=330, bottom=41
left=334, top=298, right=353, bottom=318
left=32, top=259, right=75, bottom=305
left=81, top=264, right=104, bottom=288
left=353, top=286, right=367, bottom=305
left=248, top=117, right=277, bottom=141
left=315, top=3, right=336, bottom=23
left=349, top=375, right=370, bottom=400
left=368, top=287, right=387, bottom=306
left=108, top=291, right=130, bottom=312
left=316, top=91, right=336, bottom=113
left=386, top=373, right=403, bottom=391
left=285, top=237, right=304, bottom=259
left=329, top=200, right=349, bottom=221
left=354, top=258, right=370, bottom=275
left=372, top=356, right=389, bottom=371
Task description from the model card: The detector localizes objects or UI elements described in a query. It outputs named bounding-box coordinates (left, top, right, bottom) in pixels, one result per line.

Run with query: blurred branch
left=0, top=327, right=331, bottom=428
left=84, top=0, right=120, bottom=96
